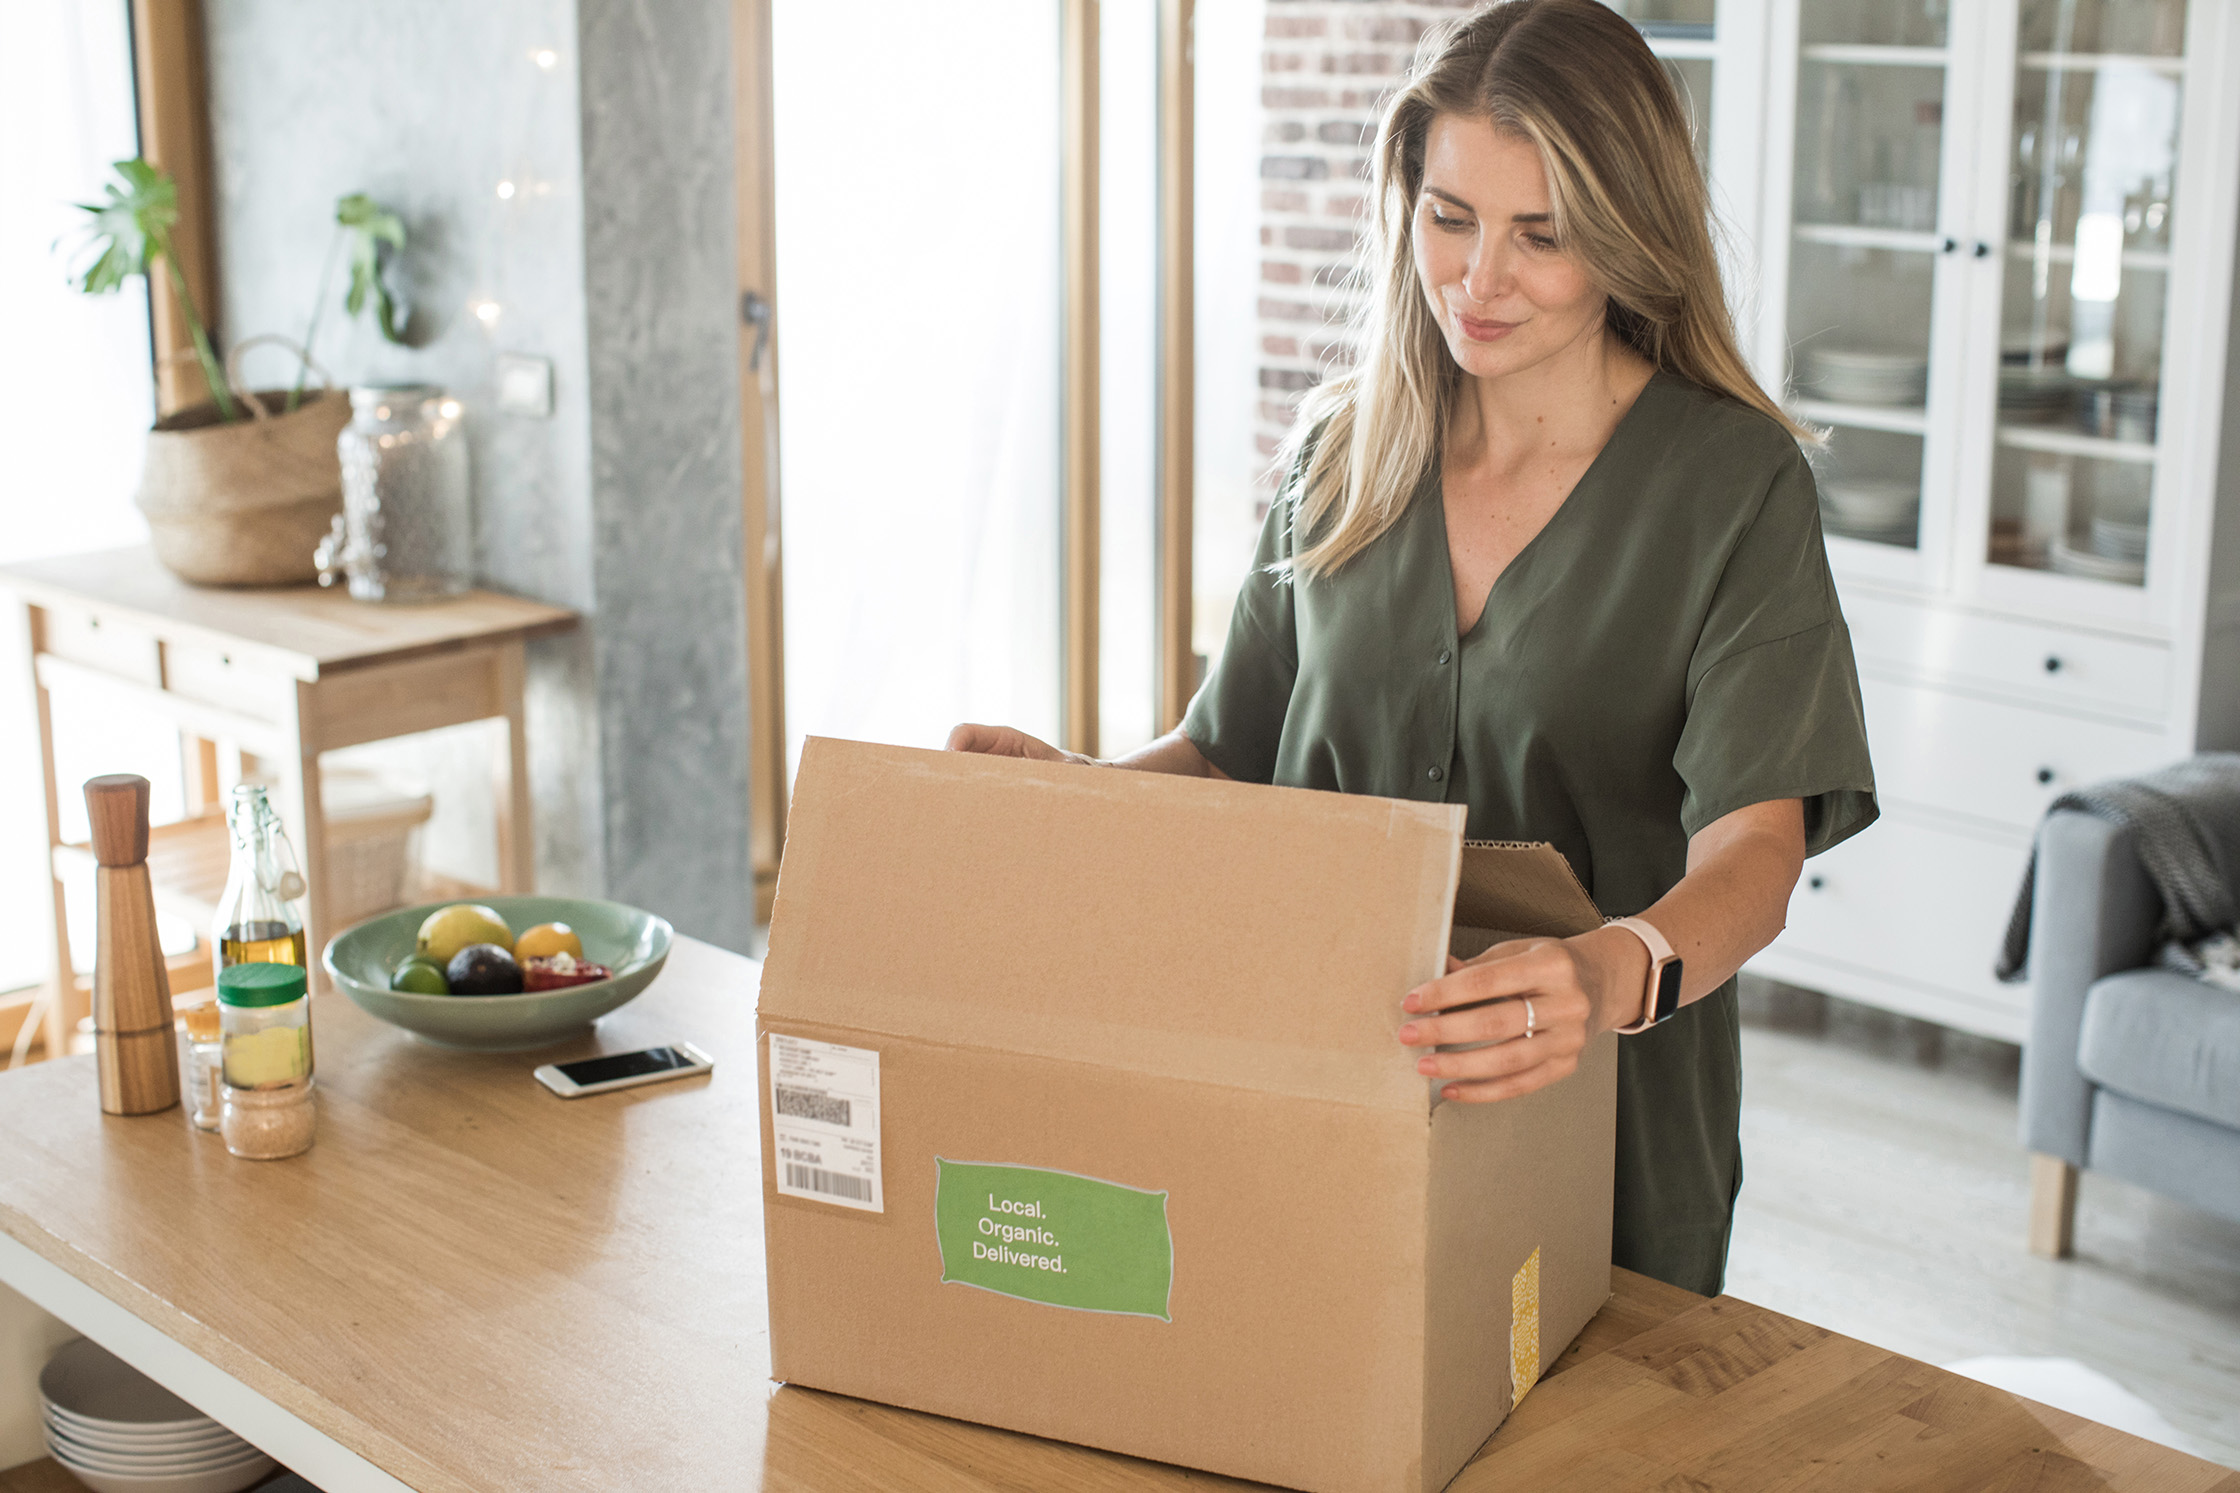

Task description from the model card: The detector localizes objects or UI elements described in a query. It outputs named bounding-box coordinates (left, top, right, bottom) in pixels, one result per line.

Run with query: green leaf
left=66, top=157, right=177, bottom=295
left=337, top=192, right=410, bottom=345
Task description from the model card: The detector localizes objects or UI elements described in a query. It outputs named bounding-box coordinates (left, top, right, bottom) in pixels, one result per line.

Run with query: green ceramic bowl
left=323, top=896, right=672, bottom=1052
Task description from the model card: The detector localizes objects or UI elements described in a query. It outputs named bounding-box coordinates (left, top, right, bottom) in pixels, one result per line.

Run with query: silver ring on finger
left=1522, top=997, right=1537, bottom=1039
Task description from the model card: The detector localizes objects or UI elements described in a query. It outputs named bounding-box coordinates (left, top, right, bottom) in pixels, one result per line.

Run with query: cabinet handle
left=1807, top=875, right=1826, bottom=892
left=1941, top=236, right=1959, bottom=254
left=1974, top=240, right=1993, bottom=258
left=2036, top=767, right=2056, bottom=785
left=2043, top=655, right=2063, bottom=673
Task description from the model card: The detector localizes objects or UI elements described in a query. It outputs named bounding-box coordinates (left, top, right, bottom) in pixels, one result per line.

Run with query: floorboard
left=1729, top=979, right=2240, bottom=1469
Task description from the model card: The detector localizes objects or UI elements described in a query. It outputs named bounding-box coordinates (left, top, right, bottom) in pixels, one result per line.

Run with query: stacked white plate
left=40, top=1339, right=276, bottom=1493
left=1804, top=346, right=1930, bottom=407
left=1820, top=478, right=1920, bottom=545
left=2090, top=516, right=2149, bottom=564
left=2050, top=537, right=2146, bottom=585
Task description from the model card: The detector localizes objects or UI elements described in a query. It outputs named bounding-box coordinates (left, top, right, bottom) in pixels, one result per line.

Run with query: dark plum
left=445, top=942, right=523, bottom=995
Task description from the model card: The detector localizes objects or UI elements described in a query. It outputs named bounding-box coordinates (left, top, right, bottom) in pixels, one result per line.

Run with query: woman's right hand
left=945, top=723, right=1099, bottom=767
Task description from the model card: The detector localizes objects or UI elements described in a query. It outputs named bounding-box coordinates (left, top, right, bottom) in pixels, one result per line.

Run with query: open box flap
left=762, top=738, right=1467, bottom=1113
left=1454, top=841, right=1604, bottom=941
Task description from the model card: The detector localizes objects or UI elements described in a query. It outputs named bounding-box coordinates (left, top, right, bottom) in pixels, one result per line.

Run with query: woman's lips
left=1455, top=312, right=1519, bottom=341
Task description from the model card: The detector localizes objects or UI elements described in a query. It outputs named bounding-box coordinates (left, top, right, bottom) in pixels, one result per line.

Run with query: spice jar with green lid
left=218, top=962, right=315, bottom=1160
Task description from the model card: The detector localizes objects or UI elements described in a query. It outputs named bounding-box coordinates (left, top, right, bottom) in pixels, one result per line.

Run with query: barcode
left=775, top=1085, right=851, bottom=1126
left=785, top=1163, right=872, bottom=1201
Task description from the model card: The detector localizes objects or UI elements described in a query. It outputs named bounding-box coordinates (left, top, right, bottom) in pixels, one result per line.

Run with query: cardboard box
left=758, top=738, right=1617, bottom=1493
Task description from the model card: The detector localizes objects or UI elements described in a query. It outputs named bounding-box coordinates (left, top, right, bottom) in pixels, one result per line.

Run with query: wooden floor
left=1730, top=979, right=2240, bottom=1470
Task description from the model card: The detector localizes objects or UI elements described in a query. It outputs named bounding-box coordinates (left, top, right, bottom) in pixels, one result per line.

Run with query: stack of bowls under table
left=40, top=1339, right=276, bottom=1493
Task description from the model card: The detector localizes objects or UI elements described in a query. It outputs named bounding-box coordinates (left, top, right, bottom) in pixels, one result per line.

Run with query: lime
left=390, top=957, right=450, bottom=995
left=416, top=903, right=513, bottom=966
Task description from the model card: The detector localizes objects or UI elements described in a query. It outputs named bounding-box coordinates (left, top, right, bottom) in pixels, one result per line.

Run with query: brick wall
left=1255, top=2, right=1471, bottom=510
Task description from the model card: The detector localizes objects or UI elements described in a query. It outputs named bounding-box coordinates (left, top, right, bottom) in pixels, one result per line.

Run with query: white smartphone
left=534, top=1042, right=714, bottom=1098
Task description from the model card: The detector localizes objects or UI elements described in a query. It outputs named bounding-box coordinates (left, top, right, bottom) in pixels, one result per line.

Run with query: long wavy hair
left=1279, top=0, right=1807, bottom=577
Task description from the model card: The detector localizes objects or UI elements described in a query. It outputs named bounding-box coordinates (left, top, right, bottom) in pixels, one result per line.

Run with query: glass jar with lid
left=218, top=962, right=316, bottom=1160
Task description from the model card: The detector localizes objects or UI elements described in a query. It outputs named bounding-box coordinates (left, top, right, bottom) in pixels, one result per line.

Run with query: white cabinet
left=1740, top=0, right=2240, bottom=1040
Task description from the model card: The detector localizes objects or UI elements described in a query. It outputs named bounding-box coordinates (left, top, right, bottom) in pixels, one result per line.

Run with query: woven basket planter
left=136, top=387, right=350, bottom=587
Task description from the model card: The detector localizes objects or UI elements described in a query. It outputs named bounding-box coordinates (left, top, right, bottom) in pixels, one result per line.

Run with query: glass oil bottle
left=213, top=784, right=308, bottom=975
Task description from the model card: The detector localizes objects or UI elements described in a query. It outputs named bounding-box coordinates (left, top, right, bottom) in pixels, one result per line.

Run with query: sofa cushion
left=2078, top=969, right=2240, bottom=1130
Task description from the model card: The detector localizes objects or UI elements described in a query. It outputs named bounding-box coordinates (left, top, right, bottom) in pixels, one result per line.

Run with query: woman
left=950, top=0, right=1875, bottom=1296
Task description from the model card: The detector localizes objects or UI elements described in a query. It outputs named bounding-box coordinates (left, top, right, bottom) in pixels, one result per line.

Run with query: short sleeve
left=1672, top=447, right=1878, bottom=855
left=1182, top=486, right=1301, bottom=784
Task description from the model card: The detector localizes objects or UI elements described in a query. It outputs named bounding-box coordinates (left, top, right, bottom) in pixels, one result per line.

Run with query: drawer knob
left=2044, top=655, right=2063, bottom=673
left=1807, top=875, right=1826, bottom=892
left=2036, top=766, right=2056, bottom=785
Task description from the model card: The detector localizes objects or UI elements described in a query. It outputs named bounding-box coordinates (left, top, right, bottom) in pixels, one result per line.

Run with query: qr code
left=774, top=1084, right=851, bottom=1127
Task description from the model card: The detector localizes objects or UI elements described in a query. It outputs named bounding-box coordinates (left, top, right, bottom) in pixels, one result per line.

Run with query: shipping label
left=768, top=1033, right=882, bottom=1212
left=934, top=1159, right=1172, bottom=1321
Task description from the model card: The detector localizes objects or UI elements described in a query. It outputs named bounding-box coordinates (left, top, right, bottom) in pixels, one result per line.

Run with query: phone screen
left=555, top=1046, right=698, bottom=1086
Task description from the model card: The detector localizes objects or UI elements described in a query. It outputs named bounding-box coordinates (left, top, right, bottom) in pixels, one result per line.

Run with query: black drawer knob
left=2044, top=655, right=2063, bottom=673
left=1808, top=875, right=1826, bottom=892
left=2037, top=767, right=2056, bottom=785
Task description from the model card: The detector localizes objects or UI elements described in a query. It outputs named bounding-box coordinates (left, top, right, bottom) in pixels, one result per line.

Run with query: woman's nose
left=1461, top=242, right=1509, bottom=304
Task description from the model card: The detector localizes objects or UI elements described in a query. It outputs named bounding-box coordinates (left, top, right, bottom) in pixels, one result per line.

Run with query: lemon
left=513, top=922, right=583, bottom=962
left=416, top=904, right=514, bottom=967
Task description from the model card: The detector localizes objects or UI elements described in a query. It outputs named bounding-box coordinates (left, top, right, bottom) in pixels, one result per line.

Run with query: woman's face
left=1412, top=114, right=1608, bottom=382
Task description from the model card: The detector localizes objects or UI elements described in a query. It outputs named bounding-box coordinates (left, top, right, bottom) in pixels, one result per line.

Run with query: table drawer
left=1844, top=592, right=2170, bottom=720
left=39, top=605, right=161, bottom=686
left=1861, top=677, right=2171, bottom=831
left=1777, top=816, right=2029, bottom=1013
left=164, top=642, right=296, bottom=724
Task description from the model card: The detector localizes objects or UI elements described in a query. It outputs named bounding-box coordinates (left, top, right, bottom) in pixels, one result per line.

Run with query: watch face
left=1654, top=959, right=1685, bottom=1021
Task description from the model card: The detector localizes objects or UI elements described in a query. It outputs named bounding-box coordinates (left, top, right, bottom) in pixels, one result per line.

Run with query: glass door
left=1971, top=0, right=2184, bottom=609
left=1764, top=0, right=1973, bottom=587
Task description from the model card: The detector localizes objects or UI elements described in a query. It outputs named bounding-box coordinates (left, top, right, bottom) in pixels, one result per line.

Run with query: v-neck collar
left=1436, top=368, right=1669, bottom=643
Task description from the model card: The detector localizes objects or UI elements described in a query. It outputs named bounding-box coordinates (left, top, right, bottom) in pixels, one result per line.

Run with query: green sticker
left=935, top=1159, right=1173, bottom=1321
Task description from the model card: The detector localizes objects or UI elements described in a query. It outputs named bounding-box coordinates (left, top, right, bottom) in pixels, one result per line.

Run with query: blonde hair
left=1279, top=0, right=1807, bottom=577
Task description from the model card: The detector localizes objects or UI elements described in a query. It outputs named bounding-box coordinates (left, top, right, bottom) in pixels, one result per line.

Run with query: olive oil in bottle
left=212, top=785, right=308, bottom=978
left=219, top=919, right=308, bottom=967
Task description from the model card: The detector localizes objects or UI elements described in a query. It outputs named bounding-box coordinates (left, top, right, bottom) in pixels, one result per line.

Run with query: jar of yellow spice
left=218, top=963, right=315, bottom=1159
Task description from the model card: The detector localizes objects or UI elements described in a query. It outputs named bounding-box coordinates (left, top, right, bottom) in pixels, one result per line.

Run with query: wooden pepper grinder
left=85, top=775, right=181, bottom=1116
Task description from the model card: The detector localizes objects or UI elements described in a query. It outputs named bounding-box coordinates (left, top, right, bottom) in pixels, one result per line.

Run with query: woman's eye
left=1426, top=206, right=1471, bottom=232
left=1521, top=232, right=1558, bottom=251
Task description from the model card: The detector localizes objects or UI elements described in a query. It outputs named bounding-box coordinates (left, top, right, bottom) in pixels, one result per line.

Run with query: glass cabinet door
left=1770, top=0, right=1964, bottom=573
left=1980, top=0, right=2184, bottom=594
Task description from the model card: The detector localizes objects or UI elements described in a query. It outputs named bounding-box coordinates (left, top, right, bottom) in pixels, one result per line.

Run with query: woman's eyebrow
left=1420, top=186, right=1549, bottom=224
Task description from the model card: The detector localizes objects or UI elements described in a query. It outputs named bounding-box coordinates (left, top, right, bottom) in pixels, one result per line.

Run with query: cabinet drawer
left=1844, top=592, right=2170, bottom=720
left=39, top=605, right=161, bottom=686
left=164, top=642, right=295, bottom=724
left=1776, top=817, right=2028, bottom=1016
left=1861, top=677, right=2171, bottom=831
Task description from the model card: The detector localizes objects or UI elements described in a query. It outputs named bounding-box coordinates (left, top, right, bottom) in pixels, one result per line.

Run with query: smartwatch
left=1607, top=917, right=1683, bottom=1033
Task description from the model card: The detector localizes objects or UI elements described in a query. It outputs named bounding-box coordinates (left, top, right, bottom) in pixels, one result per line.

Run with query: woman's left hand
left=1394, top=926, right=1649, bottom=1102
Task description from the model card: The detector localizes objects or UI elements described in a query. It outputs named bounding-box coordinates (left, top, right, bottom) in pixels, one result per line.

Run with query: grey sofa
left=2022, top=810, right=2240, bottom=1255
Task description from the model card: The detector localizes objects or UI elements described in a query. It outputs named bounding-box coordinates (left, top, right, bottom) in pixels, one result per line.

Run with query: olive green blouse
left=1182, top=370, right=1877, bottom=1294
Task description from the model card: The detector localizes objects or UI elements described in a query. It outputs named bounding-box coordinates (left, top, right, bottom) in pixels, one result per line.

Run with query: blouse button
left=1436, top=649, right=1452, bottom=665
left=1426, top=765, right=1444, bottom=783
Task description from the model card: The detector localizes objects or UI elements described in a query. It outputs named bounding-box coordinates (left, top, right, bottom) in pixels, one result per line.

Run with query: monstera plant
left=63, top=160, right=417, bottom=586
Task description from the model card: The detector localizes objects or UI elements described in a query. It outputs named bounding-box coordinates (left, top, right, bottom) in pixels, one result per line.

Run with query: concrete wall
left=200, top=0, right=754, bottom=947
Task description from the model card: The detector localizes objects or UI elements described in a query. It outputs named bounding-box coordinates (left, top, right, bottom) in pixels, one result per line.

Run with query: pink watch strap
left=1607, top=916, right=1676, bottom=1034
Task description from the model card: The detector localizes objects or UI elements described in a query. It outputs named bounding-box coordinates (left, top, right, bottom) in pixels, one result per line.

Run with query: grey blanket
left=1998, top=753, right=2240, bottom=982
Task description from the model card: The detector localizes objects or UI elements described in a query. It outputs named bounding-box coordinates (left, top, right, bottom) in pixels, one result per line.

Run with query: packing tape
left=1510, top=1245, right=1542, bottom=1407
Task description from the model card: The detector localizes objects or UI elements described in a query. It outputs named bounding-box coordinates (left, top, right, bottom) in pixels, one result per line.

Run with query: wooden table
left=0, top=545, right=575, bottom=1049
left=0, top=936, right=2231, bottom=1492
